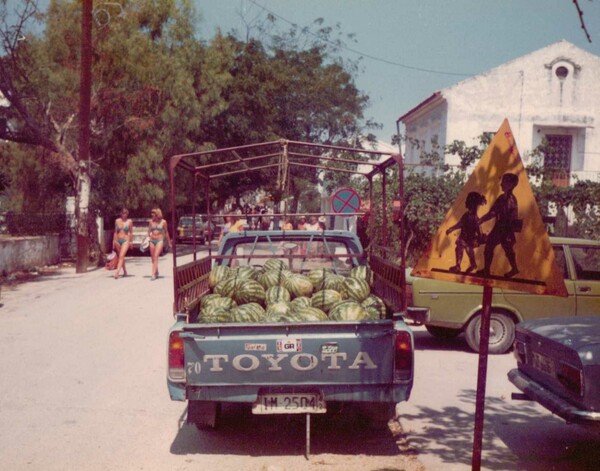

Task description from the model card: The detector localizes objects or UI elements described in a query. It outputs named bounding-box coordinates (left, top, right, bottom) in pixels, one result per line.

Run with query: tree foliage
left=0, top=0, right=376, bottom=255
left=365, top=134, right=600, bottom=266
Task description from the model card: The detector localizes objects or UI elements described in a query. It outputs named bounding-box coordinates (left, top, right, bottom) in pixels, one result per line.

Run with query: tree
left=366, top=133, right=600, bottom=266
left=0, top=0, right=226, bottom=269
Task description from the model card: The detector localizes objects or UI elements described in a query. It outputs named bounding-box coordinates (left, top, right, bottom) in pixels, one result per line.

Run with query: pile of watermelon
left=200, top=259, right=387, bottom=323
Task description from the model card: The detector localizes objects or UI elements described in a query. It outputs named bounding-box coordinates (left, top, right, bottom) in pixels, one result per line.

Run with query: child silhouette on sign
left=477, top=172, right=522, bottom=278
left=446, top=191, right=487, bottom=273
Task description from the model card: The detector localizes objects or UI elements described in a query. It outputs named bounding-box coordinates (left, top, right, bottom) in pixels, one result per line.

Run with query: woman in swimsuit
left=148, top=207, right=171, bottom=280
left=112, top=208, right=133, bottom=279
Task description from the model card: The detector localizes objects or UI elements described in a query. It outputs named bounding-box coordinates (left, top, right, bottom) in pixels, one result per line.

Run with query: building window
left=544, top=134, right=572, bottom=187
left=555, top=66, right=569, bottom=79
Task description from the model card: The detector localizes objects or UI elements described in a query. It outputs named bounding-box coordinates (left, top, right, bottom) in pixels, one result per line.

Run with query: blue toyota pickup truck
left=167, top=230, right=414, bottom=434
left=165, top=139, right=413, bottom=454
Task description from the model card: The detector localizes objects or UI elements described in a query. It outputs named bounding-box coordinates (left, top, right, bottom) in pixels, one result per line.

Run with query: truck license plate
left=532, top=352, right=555, bottom=377
left=252, top=393, right=326, bottom=414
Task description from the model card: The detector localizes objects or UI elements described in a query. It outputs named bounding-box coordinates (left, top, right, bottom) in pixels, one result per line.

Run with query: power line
left=247, top=0, right=472, bottom=77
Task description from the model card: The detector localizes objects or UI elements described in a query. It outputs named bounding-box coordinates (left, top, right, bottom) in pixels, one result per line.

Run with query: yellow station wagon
left=406, top=237, right=600, bottom=354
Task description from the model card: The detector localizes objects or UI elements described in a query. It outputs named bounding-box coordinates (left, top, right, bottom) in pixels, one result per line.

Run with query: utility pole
left=76, top=0, right=93, bottom=273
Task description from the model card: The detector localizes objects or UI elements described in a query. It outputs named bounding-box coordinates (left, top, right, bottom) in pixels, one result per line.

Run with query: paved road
left=1, top=250, right=598, bottom=470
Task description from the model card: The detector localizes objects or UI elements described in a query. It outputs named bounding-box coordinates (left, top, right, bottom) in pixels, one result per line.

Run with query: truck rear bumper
left=170, top=382, right=412, bottom=404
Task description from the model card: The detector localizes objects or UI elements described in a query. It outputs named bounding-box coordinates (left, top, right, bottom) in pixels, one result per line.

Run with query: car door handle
left=577, top=286, right=592, bottom=292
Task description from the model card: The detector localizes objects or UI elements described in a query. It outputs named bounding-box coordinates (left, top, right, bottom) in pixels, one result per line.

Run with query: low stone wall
left=0, top=235, right=61, bottom=276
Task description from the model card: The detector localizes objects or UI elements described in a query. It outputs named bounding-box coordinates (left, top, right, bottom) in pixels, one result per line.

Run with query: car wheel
left=465, top=311, right=515, bottom=354
left=425, top=325, right=461, bottom=339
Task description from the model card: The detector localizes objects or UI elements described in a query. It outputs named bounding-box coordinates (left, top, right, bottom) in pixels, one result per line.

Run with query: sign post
left=331, top=187, right=361, bottom=231
left=411, top=119, right=568, bottom=470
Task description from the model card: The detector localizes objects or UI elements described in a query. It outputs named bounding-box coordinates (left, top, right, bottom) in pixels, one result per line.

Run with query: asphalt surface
left=1, top=250, right=599, bottom=470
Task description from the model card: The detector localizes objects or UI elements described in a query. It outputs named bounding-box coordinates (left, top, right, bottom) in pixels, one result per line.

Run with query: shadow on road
left=400, top=389, right=600, bottom=470
left=170, top=403, right=414, bottom=459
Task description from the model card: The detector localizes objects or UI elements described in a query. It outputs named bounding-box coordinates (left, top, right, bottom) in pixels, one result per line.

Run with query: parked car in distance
left=175, top=214, right=223, bottom=245
left=130, top=218, right=149, bottom=252
left=508, top=316, right=600, bottom=430
left=405, top=237, right=600, bottom=354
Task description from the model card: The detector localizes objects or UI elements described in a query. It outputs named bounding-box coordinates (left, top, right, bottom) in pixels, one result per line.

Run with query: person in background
left=297, top=216, right=307, bottom=230
left=282, top=217, right=294, bottom=230
left=218, top=213, right=245, bottom=245
left=112, top=208, right=132, bottom=279
left=305, top=216, right=319, bottom=230
left=318, top=216, right=327, bottom=231
left=148, top=207, right=171, bottom=280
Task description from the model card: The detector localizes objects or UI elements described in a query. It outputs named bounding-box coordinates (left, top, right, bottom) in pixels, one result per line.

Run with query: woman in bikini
left=148, top=207, right=171, bottom=280
left=112, top=208, right=133, bottom=279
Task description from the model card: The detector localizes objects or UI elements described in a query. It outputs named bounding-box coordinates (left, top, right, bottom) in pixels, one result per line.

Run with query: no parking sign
left=331, top=188, right=361, bottom=215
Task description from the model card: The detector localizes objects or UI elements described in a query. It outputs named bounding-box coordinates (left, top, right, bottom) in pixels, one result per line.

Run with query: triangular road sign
left=411, top=119, right=567, bottom=296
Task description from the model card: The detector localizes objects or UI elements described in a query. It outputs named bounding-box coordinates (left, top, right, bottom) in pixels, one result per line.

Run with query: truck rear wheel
left=465, top=311, right=515, bottom=354
left=425, top=325, right=461, bottom=339
left=187, top=400, right=221, bottom=430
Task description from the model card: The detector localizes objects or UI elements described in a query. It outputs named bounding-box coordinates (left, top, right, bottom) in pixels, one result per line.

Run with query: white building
left=397, top=40, right=600, bottom=185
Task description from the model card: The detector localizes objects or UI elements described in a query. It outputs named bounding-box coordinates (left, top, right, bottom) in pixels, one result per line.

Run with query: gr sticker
left=277, top=338, right=302, bottom=353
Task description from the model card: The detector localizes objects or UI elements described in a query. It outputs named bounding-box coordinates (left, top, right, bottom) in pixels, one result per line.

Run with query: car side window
left=570, top=246, right=600, bottom=281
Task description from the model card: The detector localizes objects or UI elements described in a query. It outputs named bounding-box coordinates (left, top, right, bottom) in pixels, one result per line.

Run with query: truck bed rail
left=174, top=257, right=212, bottom=314
left=370, top=254, right=404, bottom=313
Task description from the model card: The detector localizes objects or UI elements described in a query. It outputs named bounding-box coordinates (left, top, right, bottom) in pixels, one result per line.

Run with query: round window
left=555, top=66, right=569, bottom=79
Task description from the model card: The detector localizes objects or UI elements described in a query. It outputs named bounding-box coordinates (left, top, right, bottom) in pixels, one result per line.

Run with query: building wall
left=0, top=236, right=61, bottom=276
left=401, top=41, right=600, bottom=181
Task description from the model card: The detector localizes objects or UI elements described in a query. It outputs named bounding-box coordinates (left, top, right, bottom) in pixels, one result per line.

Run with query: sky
left=29, top=0, right=600, bottom=145
left=193, top=0, right=600, bottom=144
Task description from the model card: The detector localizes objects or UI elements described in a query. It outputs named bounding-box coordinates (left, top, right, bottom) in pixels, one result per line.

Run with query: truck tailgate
left=182, top=321, right=396, bottom=386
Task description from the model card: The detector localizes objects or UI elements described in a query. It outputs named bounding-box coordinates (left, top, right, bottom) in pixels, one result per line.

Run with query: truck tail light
left=557, top=361, right=583, bottom=396
left=168, top=330, right=186, bottom=382
left=394, top=331, right=413, bottom=381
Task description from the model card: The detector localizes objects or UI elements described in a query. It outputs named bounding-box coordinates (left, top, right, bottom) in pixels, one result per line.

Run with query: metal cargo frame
left=169, top=139, right=407, bottom=314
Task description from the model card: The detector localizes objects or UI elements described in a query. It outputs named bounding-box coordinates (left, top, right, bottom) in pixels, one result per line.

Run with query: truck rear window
left=221, top=236, right=359, bottom=275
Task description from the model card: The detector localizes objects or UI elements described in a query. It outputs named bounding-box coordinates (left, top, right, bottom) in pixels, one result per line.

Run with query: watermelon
left=265, top=286, right=291, bottom=305
left=214, top=277, right=244, bottom=298
left=285, top=274, right=314, bottom=298
left=200, top=293, right=222, bottom=309
left=293, top=306, right=328, bottom=322
left=231, top=266, right=257, bottom=280
left=258, top=269, right=291, bottom=289
left=204, top=295, right=237, bottom=311
left=264, top=258, right=288, bottom=272
left=311, top=289, right=342, bottom=313
left=290, top=296, right=312, bottom=310
left=208, top=265, right=231, bottom=288
left=362, top=295, right=387, bottom=319
left=233, top=280, right=266, bottom=305
left=265, top=301, right=293, bottom=322
left=307, top=268, right=332, bottom=291
left=231, top=302, right=265, bottom=322
left=322, top=273, right=345, bottom=291
left=350, top=265, right=374, bottom=287
left=200, top=306, right=232, bottom=323
left=340, top=277, right=370, bottom=302
left=364, top=306, right=382, bottom=320
left=329, top=300, right=370, bottom=321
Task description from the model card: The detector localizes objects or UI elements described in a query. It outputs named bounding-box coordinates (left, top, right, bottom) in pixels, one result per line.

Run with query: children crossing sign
left=411, top=119, right=567, bottom=297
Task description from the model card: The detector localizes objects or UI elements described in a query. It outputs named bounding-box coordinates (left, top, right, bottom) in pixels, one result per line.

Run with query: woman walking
left=148, top=208, right=171, bottom=280
left=112, top=208, right=132, bottom=279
